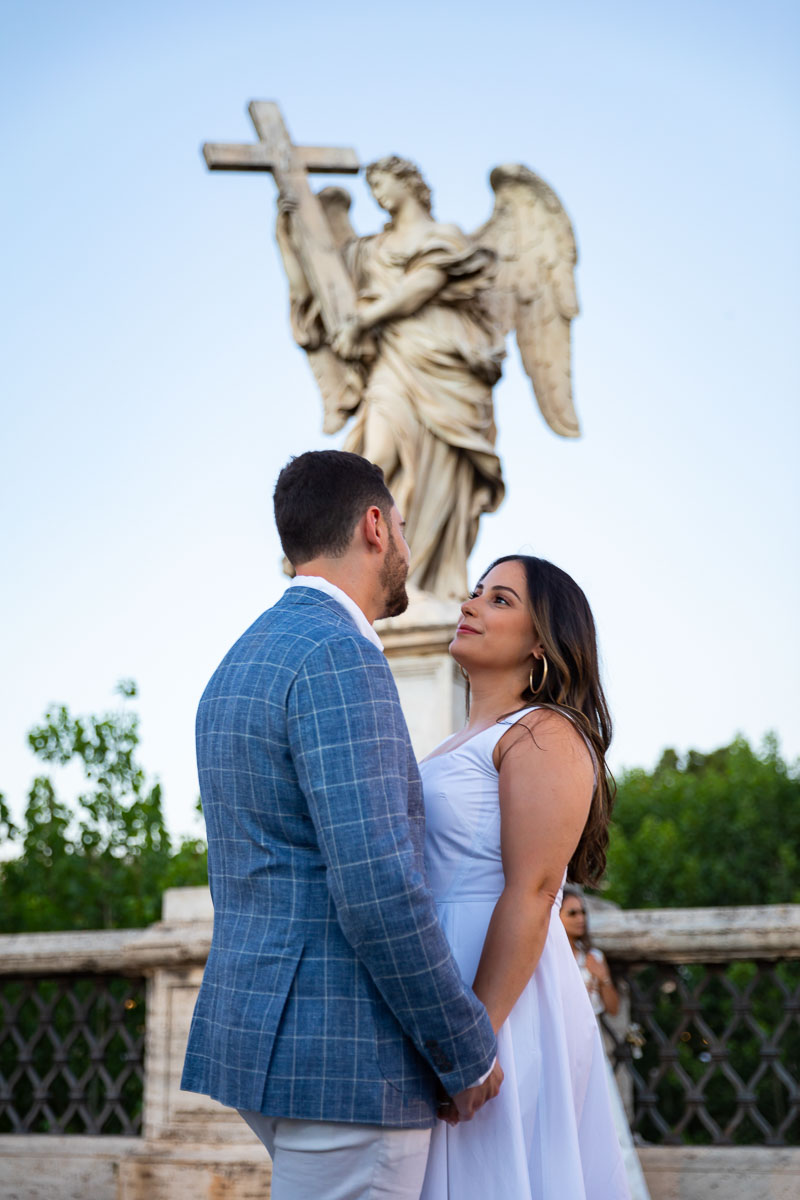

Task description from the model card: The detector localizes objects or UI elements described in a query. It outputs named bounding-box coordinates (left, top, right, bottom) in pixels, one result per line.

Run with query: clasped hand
left=330, top=315, right=364, bottom=360
left=437, top=1059, right=503, bottom=1126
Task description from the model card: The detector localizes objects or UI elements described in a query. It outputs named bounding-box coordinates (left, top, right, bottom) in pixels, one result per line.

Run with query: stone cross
left=203, top=102, right=361, bottom=335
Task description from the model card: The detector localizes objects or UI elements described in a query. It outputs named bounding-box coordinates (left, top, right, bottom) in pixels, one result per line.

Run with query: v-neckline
left=420, top=707, right=538, bottom=765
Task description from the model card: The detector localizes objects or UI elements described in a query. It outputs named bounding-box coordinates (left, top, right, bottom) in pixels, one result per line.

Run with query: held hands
left=438, top=1059, right=504, bottom=1126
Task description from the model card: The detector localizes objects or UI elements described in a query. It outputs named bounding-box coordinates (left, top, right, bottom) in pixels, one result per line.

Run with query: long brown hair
left=480, top=555, right=615, bottom=886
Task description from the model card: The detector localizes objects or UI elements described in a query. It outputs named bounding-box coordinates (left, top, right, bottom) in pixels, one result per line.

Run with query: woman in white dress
left=419, top=555, right=630, bottom=1199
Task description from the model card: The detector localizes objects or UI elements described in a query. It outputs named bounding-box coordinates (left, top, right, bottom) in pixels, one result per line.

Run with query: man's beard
left=379, top=527, right=409, bottom=618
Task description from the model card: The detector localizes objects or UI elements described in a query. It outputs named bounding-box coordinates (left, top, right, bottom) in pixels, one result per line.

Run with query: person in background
left=560, top=884, right=620, bottom=1016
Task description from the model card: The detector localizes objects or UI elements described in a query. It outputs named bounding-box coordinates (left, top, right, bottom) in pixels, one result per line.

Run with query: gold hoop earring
left=529, top=655, right=548, bottom=696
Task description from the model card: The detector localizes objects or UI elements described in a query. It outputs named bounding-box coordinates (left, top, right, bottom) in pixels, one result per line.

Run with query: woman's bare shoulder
left=495, top=707, right=593, bottom=771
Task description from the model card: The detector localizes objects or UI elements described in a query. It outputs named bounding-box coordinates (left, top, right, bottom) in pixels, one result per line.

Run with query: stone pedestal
left=377, top=592, right=465, bottom=758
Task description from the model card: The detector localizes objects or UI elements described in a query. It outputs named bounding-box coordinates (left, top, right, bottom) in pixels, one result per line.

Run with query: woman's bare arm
left=586, top=950, right=620, bottom=1016
left=471, top=714, right=595, bottom=1032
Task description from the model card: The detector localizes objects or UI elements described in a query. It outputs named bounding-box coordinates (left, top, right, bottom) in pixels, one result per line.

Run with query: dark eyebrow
left=474, top=583, right=522, bottom=601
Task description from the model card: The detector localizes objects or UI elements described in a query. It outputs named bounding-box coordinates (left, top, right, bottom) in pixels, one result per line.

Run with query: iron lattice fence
left=604, top=958, right=800, bottom=1146
left=0, top=957, right=798, bottom=1144
left=0, top=975, right=145, bottom=1135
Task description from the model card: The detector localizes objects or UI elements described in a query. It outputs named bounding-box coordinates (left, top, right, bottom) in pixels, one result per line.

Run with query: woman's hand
left=586, top=951, right=620, bottom=1015
left=585, top=955, right=606, bottom=984
left=435, top=1081, right=460, bottom=1127
left=437, top=1098, right=460, bottom=1126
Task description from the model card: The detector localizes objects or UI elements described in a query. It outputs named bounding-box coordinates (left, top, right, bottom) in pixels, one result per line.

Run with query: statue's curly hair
left=365, top=156, right=433, bottom=214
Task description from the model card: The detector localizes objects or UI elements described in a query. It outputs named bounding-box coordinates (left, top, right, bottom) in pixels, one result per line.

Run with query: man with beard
left=182, top=450, right=501, bottom=1200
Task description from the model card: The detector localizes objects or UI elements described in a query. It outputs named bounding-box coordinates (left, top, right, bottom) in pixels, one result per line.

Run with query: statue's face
left=368, top=170, right=408, bottom=214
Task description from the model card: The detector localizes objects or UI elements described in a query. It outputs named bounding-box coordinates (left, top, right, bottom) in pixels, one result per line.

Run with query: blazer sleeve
left=287, top=634, right=497, bottom=1094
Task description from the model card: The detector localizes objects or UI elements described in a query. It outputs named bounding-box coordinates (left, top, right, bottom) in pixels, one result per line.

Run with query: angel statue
left=273, top=155, right=580, bottom=603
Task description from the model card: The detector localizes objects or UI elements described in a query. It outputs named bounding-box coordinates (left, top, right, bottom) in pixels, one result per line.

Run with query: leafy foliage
left=3, top=688, right=797, bottom=931
left=603, top=735, right=800, bottom=908
left=0, top=683, right=207, bottom=932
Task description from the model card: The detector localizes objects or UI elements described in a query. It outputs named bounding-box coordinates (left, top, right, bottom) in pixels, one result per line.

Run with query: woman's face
left=560, top=897, right=587, bottom=941
left=368, top=170, right=408, bottom=214
left=450, top=560, right=541, bottom=680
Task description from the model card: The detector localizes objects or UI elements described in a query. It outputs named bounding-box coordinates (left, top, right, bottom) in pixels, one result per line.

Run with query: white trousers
left=238, top=1110, right=431, bottom=1200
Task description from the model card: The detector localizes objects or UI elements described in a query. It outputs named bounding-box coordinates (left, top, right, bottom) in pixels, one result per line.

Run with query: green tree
left=603, top=734, right=800, bottom=908
left=0, top=682, right=207, bottom=932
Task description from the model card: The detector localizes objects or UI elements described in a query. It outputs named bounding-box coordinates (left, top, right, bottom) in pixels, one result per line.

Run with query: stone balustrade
left=0, top=890, right=798, bottom=1199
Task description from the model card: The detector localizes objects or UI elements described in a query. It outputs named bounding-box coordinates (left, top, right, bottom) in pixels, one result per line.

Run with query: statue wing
left=474, top=165, right=580, bottom=438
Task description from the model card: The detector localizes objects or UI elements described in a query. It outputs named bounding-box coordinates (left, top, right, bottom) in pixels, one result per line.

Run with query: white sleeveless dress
left=418, top=710, right=630, bottom=1200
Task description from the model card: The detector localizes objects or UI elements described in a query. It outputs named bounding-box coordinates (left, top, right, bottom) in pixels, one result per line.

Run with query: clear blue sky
left=2, top=0, right=798, bottom=837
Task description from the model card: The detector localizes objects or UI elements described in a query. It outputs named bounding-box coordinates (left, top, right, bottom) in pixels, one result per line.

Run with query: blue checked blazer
left=181, top=587, right=496, bottom=1128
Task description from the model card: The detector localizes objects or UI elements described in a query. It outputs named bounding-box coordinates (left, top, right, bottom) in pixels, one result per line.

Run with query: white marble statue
left=276, top=159, right=580, bottom=602
left=204, top=107, right=581, bottom=602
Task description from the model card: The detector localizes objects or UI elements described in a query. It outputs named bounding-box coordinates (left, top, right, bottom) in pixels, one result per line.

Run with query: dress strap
left=496, top=705, right=598, bottom=786
left=480, top=706, right=541, bottom=753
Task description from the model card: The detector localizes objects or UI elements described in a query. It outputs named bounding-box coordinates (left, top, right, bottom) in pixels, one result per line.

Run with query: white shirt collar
left=287, top=575, right=384, bottom=652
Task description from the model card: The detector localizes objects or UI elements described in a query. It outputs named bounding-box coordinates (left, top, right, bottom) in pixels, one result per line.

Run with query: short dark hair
left=273, top=450, right=394, bottom=565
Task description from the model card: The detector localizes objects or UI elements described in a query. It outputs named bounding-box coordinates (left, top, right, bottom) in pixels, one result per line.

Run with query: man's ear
left=362, top=505, right=385, bottom=552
